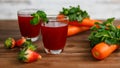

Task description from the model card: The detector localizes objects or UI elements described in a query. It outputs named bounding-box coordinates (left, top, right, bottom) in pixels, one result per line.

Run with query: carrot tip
left=93, top=52, right=99, bottom=57
left=38, top=55, right=42, bottom=59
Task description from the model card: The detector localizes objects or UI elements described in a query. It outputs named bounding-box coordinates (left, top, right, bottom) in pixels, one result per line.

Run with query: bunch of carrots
left=57, top=5, right=100, bottom=37
left=89, top=18, right=120, bottom=60
left=57, top=5, right=120, bottom=60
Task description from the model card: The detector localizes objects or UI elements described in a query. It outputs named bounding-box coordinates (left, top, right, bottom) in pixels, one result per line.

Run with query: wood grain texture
left=0, top=20, right=120, bottom=68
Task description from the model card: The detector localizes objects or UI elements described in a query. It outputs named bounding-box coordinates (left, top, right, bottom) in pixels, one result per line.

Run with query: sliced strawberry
left=4, top=37, right=15, bottom=49
left=18, top=48, right=41, bottom=63
left=16, top=37, right=26, bottom=47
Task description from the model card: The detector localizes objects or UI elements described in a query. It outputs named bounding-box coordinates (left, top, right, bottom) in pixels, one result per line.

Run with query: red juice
left=18, top=15, right=41, bottom=38
left=41, top=21, right=68, bottom=50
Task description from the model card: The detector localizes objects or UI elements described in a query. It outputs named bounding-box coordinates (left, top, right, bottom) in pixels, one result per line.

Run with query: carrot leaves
left=60, top=5, right=89, bottom=22
left=88, top=18, right=120, bottom=48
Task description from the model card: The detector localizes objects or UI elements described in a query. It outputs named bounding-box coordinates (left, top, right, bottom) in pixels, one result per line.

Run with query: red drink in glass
left=17, top=9, right=41, bottom=42
left=41, top=17, right=68, bottom=54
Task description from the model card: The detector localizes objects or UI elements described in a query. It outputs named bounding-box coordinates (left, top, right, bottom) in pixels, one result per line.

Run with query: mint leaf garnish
left=30, top=10, right=48, bottom=25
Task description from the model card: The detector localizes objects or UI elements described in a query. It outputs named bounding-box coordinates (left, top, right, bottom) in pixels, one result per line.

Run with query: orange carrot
left=117, top=25, right=120, bottom=29
left=57, top=14, right=101, bottom=27
left=56, top=14, right=68, bottom=23
left=67, top=25, right=90, bottom=36
left=91, top=42, right=119, bottom=60
left=68, top=18, right=101, bottom=27
left=57, top=14, right=101, bottom=36
left=57, top=14, right=65, bottom=20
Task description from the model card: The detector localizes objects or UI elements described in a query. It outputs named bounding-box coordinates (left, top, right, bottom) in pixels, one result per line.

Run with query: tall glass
left=17, top=9, right=41, bottom=42
left=41, top=16, right=68, bottom=54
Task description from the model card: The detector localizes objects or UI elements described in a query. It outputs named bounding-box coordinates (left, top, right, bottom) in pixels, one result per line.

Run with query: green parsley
left=60, top=5, right=90, bottom=22
left=30, top=10, right=48, bottom=25
left=88, top=18, right=120, bottom=48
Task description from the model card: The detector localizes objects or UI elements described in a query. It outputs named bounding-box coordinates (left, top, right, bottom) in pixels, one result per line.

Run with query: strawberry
left=16, top=37, right=26, bottom=47
left=18, top=48, right=41, bottom=63
left=4, top=37, right=16, bottom=49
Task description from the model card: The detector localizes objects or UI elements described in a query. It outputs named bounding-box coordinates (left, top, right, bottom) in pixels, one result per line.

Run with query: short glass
left=41, top=16, right=68, bottom=54
left=17, top=9, right=41, bottom=42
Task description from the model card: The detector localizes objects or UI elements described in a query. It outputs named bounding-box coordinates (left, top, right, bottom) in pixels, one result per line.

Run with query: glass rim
left=47, top=15, right=67, bottom=18
left=47, top=15, right=67, bottom=21
left=17, top=9, right=43, bottom=15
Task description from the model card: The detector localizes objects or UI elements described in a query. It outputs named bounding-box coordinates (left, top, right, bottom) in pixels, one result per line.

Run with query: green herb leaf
left=88, top=17, right=120, bottom=48
left=60, top=5, right=89, bottom=22
left=30, top=17, right=39, bottom=25
left=30, top=10, right=48, bottom=25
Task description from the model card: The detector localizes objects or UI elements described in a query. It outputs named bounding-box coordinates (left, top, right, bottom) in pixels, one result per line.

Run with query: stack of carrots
left=89, top=18, right=120, bottom=60
left=57, top=5, right=100, bottom=37
left=57, top=5, right=120, bottom=60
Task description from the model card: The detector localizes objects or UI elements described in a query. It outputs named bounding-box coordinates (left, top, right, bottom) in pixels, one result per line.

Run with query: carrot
left=68, top=18, right=101, bottom=27
left=117, top=25, right=120, bottom=29
left=57, top=14, right=101, bottom=27
left=91, top=42, right=119, bottom=60
left=57, top=14, right=65, bottom=21
left=67, top=25, right=90, bottom=36
left=57, top=14, right=68, bottom=23
left=57, top=14, right=96, bottom=36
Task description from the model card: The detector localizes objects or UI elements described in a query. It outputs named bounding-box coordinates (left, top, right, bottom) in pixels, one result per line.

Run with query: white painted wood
left=0, top=0, right=120, bottom=20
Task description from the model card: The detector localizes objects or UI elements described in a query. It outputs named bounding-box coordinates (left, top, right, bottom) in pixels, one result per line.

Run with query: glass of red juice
left=41, top=16, right=68, bottom=54
left=17, top=9, right=41, bottom=42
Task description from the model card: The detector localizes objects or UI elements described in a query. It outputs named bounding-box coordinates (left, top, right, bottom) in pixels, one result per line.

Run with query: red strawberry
left=16, top=37, right=26, bottom=47
left=18, top=48, right=41, bottom=63
left=4, top=37, right=16, bottom=48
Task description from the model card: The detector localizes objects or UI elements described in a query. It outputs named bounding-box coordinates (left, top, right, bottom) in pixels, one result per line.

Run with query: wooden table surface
left=0, top=20, right=120, bottom=68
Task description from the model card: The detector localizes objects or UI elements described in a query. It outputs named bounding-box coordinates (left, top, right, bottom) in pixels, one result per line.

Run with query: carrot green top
left=60, top=5, right=90, bottom=22
left=88, top=18, right=120, bottom=48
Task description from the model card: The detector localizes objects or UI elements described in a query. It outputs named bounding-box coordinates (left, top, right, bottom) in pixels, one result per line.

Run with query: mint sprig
left=88, top=18, right=120, bottom=48
left=60, top=5, right=90, bottom=22
left=30, top=10, right=48, bottom=25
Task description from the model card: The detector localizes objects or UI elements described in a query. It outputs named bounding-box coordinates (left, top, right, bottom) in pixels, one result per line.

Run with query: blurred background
left=0, top=0, right=120, bottom=20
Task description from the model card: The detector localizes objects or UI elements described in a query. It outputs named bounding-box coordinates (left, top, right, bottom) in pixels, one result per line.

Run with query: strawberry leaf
left=22, top=39, right=37, bottom=51
left=18, top=48, right=28, bottom=62
left=4, top=37, right=14, bottom=48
